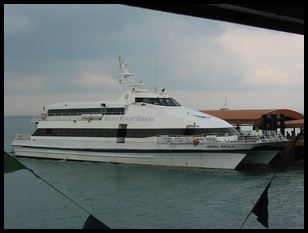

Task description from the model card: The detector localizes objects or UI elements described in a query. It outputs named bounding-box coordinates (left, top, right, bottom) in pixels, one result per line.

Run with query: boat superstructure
left=12, top=57, right=288, bottom=169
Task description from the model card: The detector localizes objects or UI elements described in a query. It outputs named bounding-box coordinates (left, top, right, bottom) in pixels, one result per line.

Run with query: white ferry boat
left=11, top=57, right=288, bottom=169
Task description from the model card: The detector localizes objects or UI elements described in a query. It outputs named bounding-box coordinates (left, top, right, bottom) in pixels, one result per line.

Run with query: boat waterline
left=13, top=146, right=247, bottom=170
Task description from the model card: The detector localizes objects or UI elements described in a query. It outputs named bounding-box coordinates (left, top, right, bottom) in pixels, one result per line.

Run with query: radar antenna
left=118, top=56, right=144, bottom=91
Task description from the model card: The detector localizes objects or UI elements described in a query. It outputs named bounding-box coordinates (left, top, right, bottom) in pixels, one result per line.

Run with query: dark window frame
left=135, top=97, right=181, bottom=106
left=47, top=107, right=125, bottom=116
left=32, top=127, right=240, bottom=138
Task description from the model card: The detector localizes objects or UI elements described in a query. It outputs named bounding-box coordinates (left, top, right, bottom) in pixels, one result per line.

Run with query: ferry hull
left=241, top=150, right=279, bottom=165
left=240, top=141, right=288, bottom=165
left=12, top=146, right=246, bottom=170
left=12, top=132, right=288, bottom=169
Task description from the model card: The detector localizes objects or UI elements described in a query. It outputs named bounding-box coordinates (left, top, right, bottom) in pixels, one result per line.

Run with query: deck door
left=117, top=124, right=128, bottom=143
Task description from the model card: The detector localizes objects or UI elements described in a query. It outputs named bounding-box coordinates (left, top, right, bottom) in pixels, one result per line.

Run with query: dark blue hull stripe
left=32, top=127, right=240, bottom=138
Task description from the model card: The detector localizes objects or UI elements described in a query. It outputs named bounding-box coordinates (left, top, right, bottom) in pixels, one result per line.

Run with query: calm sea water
left=4, top=116, right=304, bottom=229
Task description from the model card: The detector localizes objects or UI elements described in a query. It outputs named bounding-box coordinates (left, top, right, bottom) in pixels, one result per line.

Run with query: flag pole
left=240, top=176, right=275, bottom=229
left=4, top=151, right=110, bottom=229
left=240, top=210, right=253, bottom=229
left=239, top=130, right=302, bottom=229
left=239, top=136, right=297, bottom=229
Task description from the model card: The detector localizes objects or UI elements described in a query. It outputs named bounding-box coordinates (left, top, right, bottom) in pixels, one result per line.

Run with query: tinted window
left=135, top=98, right=181, bottom=106
left=48, top=108, right=125, bottom=116
left=32, top=127, right=239, bottom=138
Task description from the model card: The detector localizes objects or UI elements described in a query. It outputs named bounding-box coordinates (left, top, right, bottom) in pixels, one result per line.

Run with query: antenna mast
left=118, top=56, right=144, bottom=91
left=220, top=96, right=229, bottom=110
left=154, top=56, right=158, bottom=93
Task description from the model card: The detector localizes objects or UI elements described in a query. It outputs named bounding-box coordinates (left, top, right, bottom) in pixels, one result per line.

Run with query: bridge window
left=135, top=98, right=181, bottom=106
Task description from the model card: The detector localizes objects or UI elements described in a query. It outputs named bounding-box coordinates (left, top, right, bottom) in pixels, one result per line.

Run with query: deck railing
left=33, top=112, right=125, bottom=121
left=157, top=130, right=287, bottom=145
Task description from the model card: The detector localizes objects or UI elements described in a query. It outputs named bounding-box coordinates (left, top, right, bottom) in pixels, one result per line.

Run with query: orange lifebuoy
left=192, top=138, right=199, bottom=145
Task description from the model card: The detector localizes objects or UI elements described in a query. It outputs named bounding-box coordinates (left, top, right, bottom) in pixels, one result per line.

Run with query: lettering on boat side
left=221, top=145, right=235, bottom=148
left=207, top=145, right=235, bottom=148
left=104, top=115, right=154, bottom=122
left=207, top=145, right=219, bottom=148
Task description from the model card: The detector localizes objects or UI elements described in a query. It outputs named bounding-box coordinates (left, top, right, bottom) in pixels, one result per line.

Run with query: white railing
left=34, top=112, right=125, bottom=121
left=157, top=130, right=288, bottom=145
left=240, top=130, right=287, bottom=143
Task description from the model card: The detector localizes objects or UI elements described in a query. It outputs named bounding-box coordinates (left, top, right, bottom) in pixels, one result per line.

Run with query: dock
left=199, top=108, right=304, bottom=164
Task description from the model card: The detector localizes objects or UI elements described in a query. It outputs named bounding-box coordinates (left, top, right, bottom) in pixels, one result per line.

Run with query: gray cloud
left=4, top=4, right=304, bottom=115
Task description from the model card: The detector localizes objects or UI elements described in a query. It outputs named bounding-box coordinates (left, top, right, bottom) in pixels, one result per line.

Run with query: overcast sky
left=4, top=4, right=304, bottom=115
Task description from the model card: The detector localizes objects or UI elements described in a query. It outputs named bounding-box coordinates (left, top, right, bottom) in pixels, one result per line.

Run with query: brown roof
left=199, top=109, right=304, bottom=125
left=284, top=119, right=304, bottom=128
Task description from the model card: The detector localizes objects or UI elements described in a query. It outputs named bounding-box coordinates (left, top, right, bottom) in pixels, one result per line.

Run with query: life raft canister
left=192, top=138, right=200, bottom=146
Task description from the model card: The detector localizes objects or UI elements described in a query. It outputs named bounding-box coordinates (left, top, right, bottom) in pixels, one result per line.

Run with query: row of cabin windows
left=47, top=97, right=181, bottom=116
left=135, top=98, right=181, bottom=106
left=47, top=108, right=125, bottom=116
left=33, top=127, right=240, bottom=138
